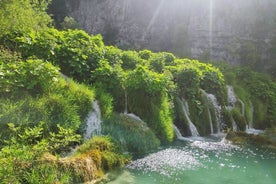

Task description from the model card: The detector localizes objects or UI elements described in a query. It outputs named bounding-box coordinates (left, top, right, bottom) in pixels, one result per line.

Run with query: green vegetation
left=214, top=62, right=276, bottom=129
left=102, top=113, right=160, bottom=156
left=0, top=0, right=52, bottom=38
left=1, top=1, right=276, bottom=183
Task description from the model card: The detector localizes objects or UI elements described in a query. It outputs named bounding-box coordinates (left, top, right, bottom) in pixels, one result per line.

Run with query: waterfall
left=248, top=101, right=254, bottom=129
left=83, top=101, right=102, bottom=140
left=124, top=90, right=128, bottom=114
left=201, top=89, right=221, bottom=134
left=178, top=98, right=200, bottom=137
left=207, top=107, right=214, bottom=134
left=173, top=125, right=191, bottom=141
left=226, top=85, right=238, bottom=131
left=246, top=101, right=264, bottom=134
left=238, top=99, right=245, bottom=116
left=208, top=94, right=222, bottom=134
left=123, top=113, right=143, bottom=122
left=231, top=118, right=238, bottom=131
left=227, top=85, right=237, bottom=107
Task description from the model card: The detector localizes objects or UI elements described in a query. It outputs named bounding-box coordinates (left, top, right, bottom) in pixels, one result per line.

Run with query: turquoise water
left=107, top=137, right=276, bottom=184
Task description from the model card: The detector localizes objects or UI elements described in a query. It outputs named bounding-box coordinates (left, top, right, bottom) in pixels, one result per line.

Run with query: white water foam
left=127, top=148, right=201, bottom=176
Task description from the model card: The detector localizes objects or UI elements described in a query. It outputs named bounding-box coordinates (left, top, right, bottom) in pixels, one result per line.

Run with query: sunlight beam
left=142, top=0, right=166, bottom=40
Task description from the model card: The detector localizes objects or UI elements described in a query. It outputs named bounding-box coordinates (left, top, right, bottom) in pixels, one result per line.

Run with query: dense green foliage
left=214, top=62, right=276, bottom=129
left=5, top=24, right=276, bottom=136
left=75, top=136, right=129, bottom=171
left=0, top=52, right=94, bottom=135
left=1, top=1, right=276, bottom=182
left=102, top=113, right=160, bottom=156
left=0, top=0, right=52, bottom=38
left=0, top=123, right=80, bottom=183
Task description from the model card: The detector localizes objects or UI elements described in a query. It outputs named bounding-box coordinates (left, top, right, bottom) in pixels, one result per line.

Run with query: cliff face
left=58, top=0, right=276, bottom=65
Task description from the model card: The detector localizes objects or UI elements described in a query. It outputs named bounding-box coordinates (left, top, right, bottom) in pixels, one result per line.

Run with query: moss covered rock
left=226, top=131, right=276, bottom=149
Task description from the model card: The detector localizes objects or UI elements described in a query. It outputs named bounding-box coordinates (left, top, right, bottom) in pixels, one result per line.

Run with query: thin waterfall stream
left=226, top=85, right=238, bottom=131
left=179, top=98, right=200, bottom=137
left=201, top=89, right=222, bottom=134
left=246, top=101, right=264, bottom=135
left=83, top=101, right=102, bottom=140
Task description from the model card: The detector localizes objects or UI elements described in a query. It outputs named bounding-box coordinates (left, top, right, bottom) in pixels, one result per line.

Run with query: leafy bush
left=0, top=123, right=80, bottom=183
left=126, top=66, right=174, bottom=142
left=10, top=29, right=105, bottom=82
left=76, top=136, right=129, bottom=171
left=91, top=59, right=125, bottom=111
left=0, top=0, right=52, bottom=38
left=214, top=62, right=276, bottom=128
left=102, top=113, right=160, bottom=155
left=121, top=50, right=141, bottom=70
left=56, top=78, right=95, bottom=120
left=200, top=64, right=226, bottom=104
left=168, top=63, right=202, bottom=98
left=231, top=108, right=247, bottom=131
left=0, top=59, right=59, bottom=96
left=77, top=136, right=114, bottom=154
left=95, top=87, right=114, bottom=119
left=139, top=49, right=153, bottom=60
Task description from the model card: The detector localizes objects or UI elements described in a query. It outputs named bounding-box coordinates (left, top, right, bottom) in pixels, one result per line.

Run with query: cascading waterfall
left=248, top=101, right=254, bottom=129
left=208, top=94, right=222, bottom=134
left=124, top=90, right=128, bottom=114
left=201, top=90, right=222, bottom=134
left=231, top=117, right=238, bottom=131
left=201, top=89, right=214, bottom=134
left=238, top=99, right=245, bottom=116
left=226, top=85, right=238, bottom=131
left=83, top=101, right=102, bottom=140
left=123, top=113, right=143, bottom=122
left=173, top=125, right=191, bottom=141
left=178, top=98, right=200, bottom=137
left=246, top=101, right=264, bottom=134
left=227, top=85, right=237, bottom=106
left=207, top=106, right=214, bottom=134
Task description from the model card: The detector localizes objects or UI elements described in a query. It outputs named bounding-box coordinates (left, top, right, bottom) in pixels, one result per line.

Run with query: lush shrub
left=231, top=108, right=247, bottom=131
left=94, top=87, right=114, bottom=119
left=0, top=123, right=80, bottom=183
left=103, top=46, right=122, bottom=65
left=0, top=91, right=94, bottom=136
left=55, top=78, right=95, bottom=120
left=102, top=113, right=160, bottom=155
left=0, top=72, right=94, bottom=136
left=77, top=136, right=114, bottom=154
left=148, top=53, right=166, bottom=73
left=91, top=59, right=125, bottom=111
left=214, top=62, right=276, bottom=128
left=0, top=0, right=52, bottom=38
left=126, top=66, right=174, bottom=142
left=76, top=136, right=129, bottom=171
left=199, top=64, right=226, bottom=104
left=168, top=60, right=202, bottom=99
left=120, top=50, right=141, bottom=70
left=148, top=52, right=176, bottom=73
left=0, top=59, right=59, bottom=96
left=0, top=47, right=21, bottom=63
left=9, top=29, right=105, bottom=82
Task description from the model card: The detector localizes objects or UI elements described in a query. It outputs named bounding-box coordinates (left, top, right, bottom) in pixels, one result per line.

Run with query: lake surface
left=107, top=136, right=276, bottom=184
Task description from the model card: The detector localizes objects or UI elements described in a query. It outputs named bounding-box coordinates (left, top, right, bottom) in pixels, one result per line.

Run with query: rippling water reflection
left=107, top=137, right=276, bottom=184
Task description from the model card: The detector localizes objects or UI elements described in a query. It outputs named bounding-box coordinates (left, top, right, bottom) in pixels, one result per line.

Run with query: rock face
left=54, top=0, right=276, bottom=65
